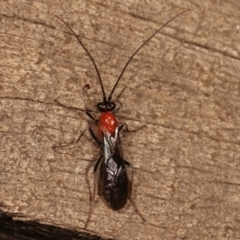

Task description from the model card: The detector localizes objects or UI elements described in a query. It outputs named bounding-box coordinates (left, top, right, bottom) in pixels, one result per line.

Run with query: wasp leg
left=86, top=111, right=98, bottom=123
left=85, top=154, right=102, bottom=228
left=125, top=160, right=146, bottom=223
left=119, top=123, right=146, bottom=133
left=110, top=86, right=128, bottom=115
left=88, top=128, right=101, bottom=146
left=52, top=127, right=100, bottom=153
left=112, top=105, right=122, bottom=115
left=85, top=129, right=102, bottom=228
left=52, top=128, right=89, bottom=152
left=83, top=128, right=101, bottom=228
left=52, top=139, right=75, bottom=151
left=54, top=99, right=85, bottom=112
left=111, top=87, right=128, bottom=115
left=94, top=154, right=102, bottom=172
left=115, top=86, right=127, bottom=106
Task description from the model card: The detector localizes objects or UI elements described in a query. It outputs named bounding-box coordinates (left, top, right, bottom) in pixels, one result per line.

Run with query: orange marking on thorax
left=98, top=112, right=118, bottom=138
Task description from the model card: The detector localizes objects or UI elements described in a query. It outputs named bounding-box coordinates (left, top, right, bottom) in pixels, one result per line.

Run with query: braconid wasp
left=55, top=9, right=189, bottom=228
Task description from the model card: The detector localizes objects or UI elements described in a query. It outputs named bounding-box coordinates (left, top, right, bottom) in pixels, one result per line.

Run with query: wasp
left=56, top=9, right=188, bottom=228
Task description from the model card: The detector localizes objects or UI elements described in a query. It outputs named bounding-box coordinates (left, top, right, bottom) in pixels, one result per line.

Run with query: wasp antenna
left=108, top=9, right=189, bottom=101
left=56, top=16, right=107, bottom=102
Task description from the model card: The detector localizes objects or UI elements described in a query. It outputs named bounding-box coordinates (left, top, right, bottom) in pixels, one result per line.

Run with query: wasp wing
left=101, top=128, right=129, bottom=210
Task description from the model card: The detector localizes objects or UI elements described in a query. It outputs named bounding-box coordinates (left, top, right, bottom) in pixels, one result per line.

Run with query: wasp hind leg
left=125, top=160, right=146, bottom=223
left=84, top=127, right=102, bottom=228
left=85, top=154, right=102, bottom=228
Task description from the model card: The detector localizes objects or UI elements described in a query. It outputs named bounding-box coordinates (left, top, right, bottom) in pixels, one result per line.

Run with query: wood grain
left=0, top=0, right=240, bottom=239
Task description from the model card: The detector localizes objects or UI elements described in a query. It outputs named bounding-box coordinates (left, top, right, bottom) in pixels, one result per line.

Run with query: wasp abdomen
left=102, top=155, right=128, bottom=210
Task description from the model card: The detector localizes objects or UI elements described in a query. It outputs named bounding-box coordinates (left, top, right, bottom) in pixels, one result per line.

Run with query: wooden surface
left=0, top=0, right=240, bottom=239
left=0, top=210, right=108, bottom=240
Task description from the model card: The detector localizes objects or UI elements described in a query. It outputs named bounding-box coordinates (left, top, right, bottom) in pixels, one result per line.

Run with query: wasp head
left=97, top=101, right=116, bottom=112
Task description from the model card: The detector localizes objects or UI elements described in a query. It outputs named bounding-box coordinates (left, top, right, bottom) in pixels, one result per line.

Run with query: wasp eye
left=108, top=102, right=116, bottom=111
left=97, top=102, right=106, bottom=112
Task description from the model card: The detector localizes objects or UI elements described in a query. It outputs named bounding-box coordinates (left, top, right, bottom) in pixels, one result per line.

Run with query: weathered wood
left=0, top=210, right=110, bottom=239
left=0, top=0, right=239, bottom=239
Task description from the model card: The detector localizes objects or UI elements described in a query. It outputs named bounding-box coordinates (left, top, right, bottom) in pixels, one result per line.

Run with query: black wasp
left=56, top=9, right=188, bottom=228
